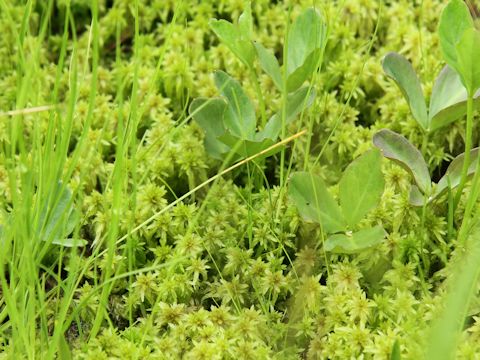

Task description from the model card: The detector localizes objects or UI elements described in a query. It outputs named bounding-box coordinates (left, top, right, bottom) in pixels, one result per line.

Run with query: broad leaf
left=38, top=183, right=85, bottom=247
left=455, top=28, right=480, bottom=95
left=382, top=52, right=428, bottom=130
left=438, top=0, right=474, bottom=73
left=286, top=48, right=322, bottom=92
left=324, top=225, right=386, bottom=253
left=190, top=98, right=229, bottom=159
left=254, top=42, right=282, bottom=90
left=238, top=1, right=253, bottom=40
left=373, top=129, right=431, bottom=194
left=209, top=20, right=255, bottom=67
left=259, top=86, right=316, bottom=140
left=339, top=149, right=385, bottom=227
left=289, top=172, right=347, bottom=233
left=429, top=65, right=480, bottom=131
left=286, top=8, right=325, bottom=76
left=409, top=185, right=426, bottom=207
left=214, top=71, right=256, bottom=139
left=218, top=131, right=277, bottom=158
left=433, top=148, right=479, bottom=199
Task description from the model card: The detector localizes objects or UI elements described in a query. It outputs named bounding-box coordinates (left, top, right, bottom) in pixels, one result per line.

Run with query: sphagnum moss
left=1, top=0, right=480, bottom=359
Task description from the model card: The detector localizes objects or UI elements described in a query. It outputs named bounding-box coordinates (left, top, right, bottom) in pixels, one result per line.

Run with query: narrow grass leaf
left=339, top=149, right=385, bottom=227
left=390, top=340, right=401, bottom=360
left=324, top=225, right=386, bottom=253
left=373, top=129, right=431, bottom=194
left=382, top=52, right=428, bottom=130
left=289, top=172, right=346, bottom=233
left=426, top=224, right=480, bottom=360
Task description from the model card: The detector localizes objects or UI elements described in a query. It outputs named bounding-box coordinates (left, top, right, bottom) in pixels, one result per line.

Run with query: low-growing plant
left=190, top=72, right=314, bottom=160
left=190, top=4, right=326, bottom=162
left=373, top=128, right=479, bottom=206
left=438, top=0, right=480, bottom=208
left=382, top=52, right=480, bottom=134
left=288, top=149, right=386, bottom=253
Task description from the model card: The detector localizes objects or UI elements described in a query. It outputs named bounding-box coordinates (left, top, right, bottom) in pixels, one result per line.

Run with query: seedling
left=373, top=129, right=479, bottom=206
left=288, top=149, right=386, bottom=253
left=192, top=4, right=326, bottom=162
left=439, top=0, right=480, bottom=207
left=210, top=3, right=326, bottom=93
left=382, top=53, right=480, bottom=133
left=190, top=72, right=315, bottom=161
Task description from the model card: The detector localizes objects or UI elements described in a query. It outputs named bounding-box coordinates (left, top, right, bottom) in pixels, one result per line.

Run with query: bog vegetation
left=1, top=0, right=480, bottom=359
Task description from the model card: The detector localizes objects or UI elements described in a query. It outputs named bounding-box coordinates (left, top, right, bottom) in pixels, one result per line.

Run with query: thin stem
left=249, top=66, right=267, bottom=127
left=454, top=94, right=474, bottom=209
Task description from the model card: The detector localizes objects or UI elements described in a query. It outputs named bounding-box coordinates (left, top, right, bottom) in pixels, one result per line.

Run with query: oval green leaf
left=288, top=172, right=346, bottom=234
left=324, top=225, right=386, bottom=254
left=209, top=19, right=255, bottom=67
left=254, top=42, right=282, bottom=91
left=190, top=98, right=229, bottom=159
left=373, top=129, right=431, bottom=194
left=382, top=52, right=428, bottom=130
left=214, top=71, right=256, bottom=140
left=286, top=8, right=326, bottom=81
left=258, top=86, right=316, bottom=140
left=438, top=0, right=474, bottom=73
left=339, top=149, right=385, bottom=227
left=455, top=28, right=480, bottom=95
left=433, top=147, right=479, bottom=200
left=429, top=65, right=480, bottom=131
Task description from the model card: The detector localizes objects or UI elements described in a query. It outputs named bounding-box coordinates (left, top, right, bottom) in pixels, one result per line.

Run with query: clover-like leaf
left=217, top=131, right=276, bottom=159
left=214, top=71, right=256, bottom=140
left=286, top=8, right=326, bottom=91
left=429, top=65, right=480, bottom=131
left=190, top=98, right=229, bottom=159
left=259, top=86, right=315, bottom=140
left=409, top=185, right=426, bottom=207
left=455, top=28, right=480, bottom=96
left=254, top=42, right=282, bottom=91
left=286, top=48, right=322, bottom=92
left=382, top=52, right=428, bottom=130
left=324, top=225, right=386, bottom=254
left=433, top=148, right=479, bottom=200
left=289, top=172, right=347, bottom=233
left=339, top=149, right=385, bottom=227
left=209, top=19, right=255, bottom=67
left=238, top=1, right=253, bottom=40
left=373, top=129, right=431, bottom=194
left=439, top=0, right=474, bottom=73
